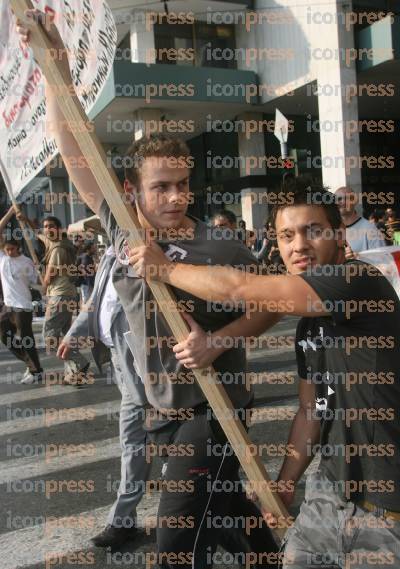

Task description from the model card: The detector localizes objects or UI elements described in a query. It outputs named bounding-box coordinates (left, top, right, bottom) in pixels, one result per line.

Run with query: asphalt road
left=0, top=315, right=319, bottom=569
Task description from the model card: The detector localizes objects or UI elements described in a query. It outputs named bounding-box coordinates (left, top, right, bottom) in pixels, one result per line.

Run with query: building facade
left=2, top=0, right=398, bottom=231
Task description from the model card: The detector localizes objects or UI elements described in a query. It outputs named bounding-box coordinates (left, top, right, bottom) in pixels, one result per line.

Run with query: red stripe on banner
left=391, top=251, right=400, bottom=275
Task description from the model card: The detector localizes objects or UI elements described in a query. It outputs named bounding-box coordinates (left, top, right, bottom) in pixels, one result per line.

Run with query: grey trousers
left=282, top=471, right=400, bottom=568
left=44, top=295, right=89, bottom=374
left=106, top=348, right=150, bottom=528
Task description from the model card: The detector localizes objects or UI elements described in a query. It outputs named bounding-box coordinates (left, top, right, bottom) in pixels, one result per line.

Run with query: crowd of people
left=368, top=207, right=400, bottom=245
left=0, top=206, right=100, bottom=385
left=9, top=10, right=400, bottom=569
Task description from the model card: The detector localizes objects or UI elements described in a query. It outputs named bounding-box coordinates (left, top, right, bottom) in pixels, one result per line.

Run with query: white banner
left=0, top=0, right=117, bottom=200
left=358, top=245, right=400, bottom=299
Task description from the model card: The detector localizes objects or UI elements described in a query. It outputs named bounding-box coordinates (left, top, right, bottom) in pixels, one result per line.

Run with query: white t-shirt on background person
left=0, top=252, right=37, bottom=310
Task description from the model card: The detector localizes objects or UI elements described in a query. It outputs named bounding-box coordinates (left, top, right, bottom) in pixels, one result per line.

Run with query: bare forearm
left=166, top=263, right=258, bottom=303
left=278, top=407, right=320, bottom=485
left=163, top=262, right=322, bottom=318
left=45, top=68, right=103, bottom=214
left=0, top=208, right=15, bottom=235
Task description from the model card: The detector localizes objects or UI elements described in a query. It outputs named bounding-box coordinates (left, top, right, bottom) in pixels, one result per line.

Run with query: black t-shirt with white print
left=296, top=261, right=400, bottom=510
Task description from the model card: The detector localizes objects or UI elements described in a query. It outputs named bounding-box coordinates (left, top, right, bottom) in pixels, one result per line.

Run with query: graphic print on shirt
left=298, top=325, right=336, bottom=419
left=117, top=240, right=139, bottom=277
left=164, top=245, right=188, bottom=262
left=117, top=242, right=188, bottom=267
left=118, top=241, right=131, bottom=265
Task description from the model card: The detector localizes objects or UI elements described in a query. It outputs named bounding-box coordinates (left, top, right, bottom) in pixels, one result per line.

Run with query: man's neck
left=342, top=211, right=360, bottom=227
left=137, top=209, right=195, bottom=234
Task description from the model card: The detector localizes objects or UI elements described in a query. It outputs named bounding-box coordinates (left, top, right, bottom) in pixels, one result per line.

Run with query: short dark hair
left=4, top=239, right=20, bottom=248
left=269, top=176, right=342, bottom=231
left=43, top=216, right=62, bottom=229
left=125, top=134, right=191, bottom=187
left=211, top=210, right=237, bottom=225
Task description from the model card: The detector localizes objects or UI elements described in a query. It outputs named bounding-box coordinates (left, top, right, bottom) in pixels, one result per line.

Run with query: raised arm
left=16, top=10, right=104, bottom=215
left=0, top=206, right=16, bottom=236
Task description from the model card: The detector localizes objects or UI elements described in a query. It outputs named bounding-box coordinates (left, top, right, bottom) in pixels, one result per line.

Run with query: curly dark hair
left=124, top=134, right=191, bottom=187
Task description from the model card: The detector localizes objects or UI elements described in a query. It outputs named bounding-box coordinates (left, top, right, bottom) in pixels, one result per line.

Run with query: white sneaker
left=21, top=373, right=36, bottom=384
left=21, top=368, right=31, bottom=380
left=20, top=371, right=43, bottom=385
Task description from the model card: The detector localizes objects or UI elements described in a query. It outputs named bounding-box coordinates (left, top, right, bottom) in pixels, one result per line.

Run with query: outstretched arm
left=0, top=206, right=16, bottom=236
left=128, top=242, right=327, bottom=318
left=0, top=206, right=16, bottom=248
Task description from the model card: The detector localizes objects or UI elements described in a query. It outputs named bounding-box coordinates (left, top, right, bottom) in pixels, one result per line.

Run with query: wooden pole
left=9, top=0, right=291, bottom=539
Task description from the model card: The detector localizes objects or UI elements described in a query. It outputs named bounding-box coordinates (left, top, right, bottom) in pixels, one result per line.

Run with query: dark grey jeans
left=105, top=347, right=150, bottom=528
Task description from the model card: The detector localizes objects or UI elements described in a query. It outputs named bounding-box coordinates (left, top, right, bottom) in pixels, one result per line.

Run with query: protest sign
left=0, top=0, right=117, bottom=200
left=358, top=246, right=400, bottom=298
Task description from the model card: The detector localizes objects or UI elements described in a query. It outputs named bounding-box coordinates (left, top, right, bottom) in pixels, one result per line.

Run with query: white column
left=316, top=0, right=362, bottom=200
left=237, top=112, right=268, bottom=231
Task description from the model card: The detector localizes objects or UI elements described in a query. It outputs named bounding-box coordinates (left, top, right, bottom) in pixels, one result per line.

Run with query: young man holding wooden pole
left=16, top=10, right=285, bottom=568
left=130, top=177, right=400, bottom=569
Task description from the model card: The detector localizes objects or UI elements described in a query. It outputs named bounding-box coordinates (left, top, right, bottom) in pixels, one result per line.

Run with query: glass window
left=153, top=22, right=236, bottom=68
left=154, top=23, right=194, bottom=66
left=194, top=23, right=235, bottom=68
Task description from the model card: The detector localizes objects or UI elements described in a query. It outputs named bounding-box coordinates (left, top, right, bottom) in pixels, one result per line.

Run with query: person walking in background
left=246, top=229, right=257, bottom=251
left=368, top=209, right=392, bottom=245
left=335, top=186, right=386, bottom=256
left=18, top=213, right=90, bottom=387
left=254, top=222, right=285, bottom=273
left=72, top=233, right=85, bottom=257
left=237, top=218, right=248, bottom=243
left=0, top=239, right=43, bottom=384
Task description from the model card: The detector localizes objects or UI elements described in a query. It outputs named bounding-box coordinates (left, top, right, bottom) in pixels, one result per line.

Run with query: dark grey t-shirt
left=99, top=200, right=257, bottom=418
